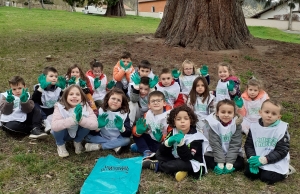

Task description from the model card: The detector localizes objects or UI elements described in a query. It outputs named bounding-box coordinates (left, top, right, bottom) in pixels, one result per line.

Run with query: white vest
left=40, top=85, right=61, bottom=109
left=243, top=92, right=268, bottom=123
left=0, top=92, right=29, bottom=122
left=215, top=80, right=231, bottom=104
left=87, top=75, right=107, bottom=101
left=98, top=108, right=128, bottom=140
left=250, top=121, right=290, bottom=174
left=156, top=82, right=180, bottom=107
left=179, top=75, right=198, bottom=95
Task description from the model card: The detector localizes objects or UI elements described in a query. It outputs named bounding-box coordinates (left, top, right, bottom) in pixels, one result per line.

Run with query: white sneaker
left=74, top=142, right=84, bottom=154
left=57, top=144, right=69, bottom=158
left=85, top=143, right=101, bottom=152
left=288, top=165, right=296, bottom=175
left=113, top=146, right=123, bottom=155
left=43, top=119, right=51, bottom=133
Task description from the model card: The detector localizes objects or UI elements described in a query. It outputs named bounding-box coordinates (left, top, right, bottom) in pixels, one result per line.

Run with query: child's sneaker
left=85, top=143, right=102, bottom=152
left=175, top=171, right=188, bottom=182
left=286, top=165, right=296, bottom=178
left=29, top=127, right=48, bottom=139
left=43, top=119, right=51, bottom=133
left=142, top=159, right=158, bottom=171
left=143, top=150, right=155, bottom=160
left=130, top=143, right=138, bottom=153
left=113, top=146, right=123, bottom=155
left=74, top=142, right=84, bottom=154
left=57, top=144, right=69, bottom=158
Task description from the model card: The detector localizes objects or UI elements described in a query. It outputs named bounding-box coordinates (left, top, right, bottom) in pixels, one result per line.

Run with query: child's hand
left=171, top=69, right=181, bottom=79
left=131, top=72, right=141, bottom=86
left=167, top=131, right=184, bottom=146
left=68, top=76, right=76, bottom=85
left=149, top=75, right=159, bottom=89
left=213, top=163, right=224, bottom=175
left=38, top=74, right=51, bottom=89
left=94, top=78, right=101, bottom=89
left=6, top=89, right=15, bottom=103
left=234, top=96, right=243, bottom=108
left=56, top=76, right=66, bottom=89
left=125, top=62, right=132, bottom=71
left=200, top=65, right=208, bottom=76
left=247, top=156, right=267, bottom=167
left=107, top=80, right=116, bottom=90
left=119, top=60, right=126, bottom=70
left=223, top=163, right=235, bottom=174
left=79, top=79, right=87, bottom=88
left=114, top=115, right=124, bottom=131
left=227, top=80, right=235, bottom=91
left=74, top=104, right=82, bottom=122
left=249, top=165, right=259, bottom=174
left=136, top=118, right=148, bottom=135
left=97, top=113, right=109, bottom=128
left=152, top=129, right=163, bottom=142
left=20, top=88, right=29, bottom=103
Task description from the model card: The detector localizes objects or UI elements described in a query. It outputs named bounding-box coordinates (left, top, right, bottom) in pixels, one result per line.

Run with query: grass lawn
left=0, top=7, right=299, bottom=194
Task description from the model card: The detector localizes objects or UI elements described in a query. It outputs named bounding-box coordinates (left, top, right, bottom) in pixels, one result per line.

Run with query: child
left=131, top=91, right=172, bottom=158
left=244, top=99, right=290, bottom=184
left=85, top=88, right=131, bottom=155
left=32, top=67, right=65, bottom=132
left=51, top=85, right=98, bottom=158
left=187, top=76, right=215, bottom=139
left=113, top=51, right=135, bottom=94
left=0, top=76, right=47, bottom=139
left=215, top=62, right=241, bottom=104
left=236, top=77, right=269, bottom=135
left=204, top=99, right=244, bottom=175
left=156, top=68, right=184, bottom=108
left=142, top=105, right=208, bottom=182
left=66, top=64, right=98, bottom=115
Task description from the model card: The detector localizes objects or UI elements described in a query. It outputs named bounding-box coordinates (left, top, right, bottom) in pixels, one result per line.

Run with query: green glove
left=223, top=163, right=235, bottom=174
left=248, top=156, right=264, bottom=167
left=119, top=60, right=126, bottom=70
left=97, top=113, right=109, bottom=128
left=149, top=75, right=159, bottom=89
left=56, top=76, right=66, bottom=89
left=20, top=88, right=29, bottom=103
left=136, top=118, right=148, bottom=135
left=94, top=78, right=101, bottom=89
left=167, top=131, right=184, bottom=146
left=249, top=165, right=259, bottom=174
left=227, top=80, right=235, bottom=91
left=38, top=74, right=51, bottom=89
left=171, top=69, right=181, bottom=79
left=234, top=96, right=243, bottom=108
left=68, top=76, right=76, bottom=85
left=6, top=89, right=15, bottom=103
left=200, top=65, right=208, bottom=76
left=107, top=80, right=115, bottom=90
left=74, top=104, right=82, bottom=122
left=114, top=115, right=123, bottom=131
left=213, top=163, right=224, bottom=175
left=79, top=79, right=87, bottom=88
left=152, top=129, right=163, bottom=142
left=125, top=62, right=132, bottom=70
left=131, top=72, right=141, bottom=86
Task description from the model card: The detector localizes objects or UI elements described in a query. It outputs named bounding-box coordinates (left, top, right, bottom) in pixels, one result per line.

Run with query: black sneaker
left=29, top=127, right=48, bottom=139
left=142, top=159, right=158, bottom=171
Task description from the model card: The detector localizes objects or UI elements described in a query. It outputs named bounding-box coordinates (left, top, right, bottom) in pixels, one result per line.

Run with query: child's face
left=121, top=58, right=131, bottom=66
left=10, top=83, right=25, bottom=97
left=183, top=64, right=193, bottom=76
left=46, top=71, right=58, bottom=85
left=71, top=67, right=81, bottom=79
left=67, top=87, right=82, bottom=108
left=259, top=102, right=281, bottom=127
left=108, top=93, right=122, bottom=111
left=148, top=96, right=166, bottom=112
left=196, top=80, right=205, bottom=95
left=218, top=66, right=230, bottom=80
left=159, top=73, right=173, bottom=87
left=92, top=67, right=102, bottom=78
left=139, top=83, right=150, bottom=98
left=174, top=111, right=191, bottom=134
left=247, top=85, right=260, bottom=99
left=138, top=67, right=151, bottom=77
left=217, top=104, right=235, bottom=123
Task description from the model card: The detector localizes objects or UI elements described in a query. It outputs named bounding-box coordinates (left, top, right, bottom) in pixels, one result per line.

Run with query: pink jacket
left=51, top=103, right=98, bottom=132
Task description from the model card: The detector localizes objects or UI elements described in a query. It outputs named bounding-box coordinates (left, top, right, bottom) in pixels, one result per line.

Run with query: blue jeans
left=133, top=133, right=160, bottom=154
left=85, top=134, right=130, bottom=149
left=51, top=126, right=90, bottom=145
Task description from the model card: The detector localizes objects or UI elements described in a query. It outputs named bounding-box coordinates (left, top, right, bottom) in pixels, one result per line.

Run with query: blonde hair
left=247, top=77, right=263, bottom=90
left=261, top=99, right=282, bottom=114
left=217, top=62, right=234, bottom=76
left=180, top=59, right=196, bottom=76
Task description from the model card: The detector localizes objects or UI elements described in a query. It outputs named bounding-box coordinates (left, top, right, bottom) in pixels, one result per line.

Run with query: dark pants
left=133, top=133, right=160, bottom=153
left=1, top=106, right=43, bottom=134
left=34, top=103, right=54, bottom=120
left=204, top=155, right=245, bottom=171
left=244, top=163, right=285, bottom=184
left=115, top=81, right=128, bottom=95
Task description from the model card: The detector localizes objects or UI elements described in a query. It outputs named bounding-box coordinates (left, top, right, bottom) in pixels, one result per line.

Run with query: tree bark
left=288, top=6, right=293, bottom=30
left=105, top=0, right=126, bottom=16
left=154, top=0, right=252, bottom=51
left=41, top=0, right=45, bottom=9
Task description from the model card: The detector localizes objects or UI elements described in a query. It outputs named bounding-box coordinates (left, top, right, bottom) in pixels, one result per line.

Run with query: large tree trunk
left=105, top=0, right=126, bottom=16
left=40, top=0, right=45, bottom=9
left=155, top=0, right=251, bottom=50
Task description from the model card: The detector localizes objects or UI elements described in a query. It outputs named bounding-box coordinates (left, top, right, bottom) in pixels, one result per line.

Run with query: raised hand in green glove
left=213, top=163, right=224, bottom=175
left=131, top=72, right=141, bottom=86
left=227, top=80, right=235, bottom=91
left=56, top=76, right=66, bottom=89
left=38, top=74, right=51, bottom=89
left=249, top=165, right=259, bottom=174
left=125, top=62, right=132, bottom=71
left=79, top=79, right=87, bottom=88
left=97, top=113, right=109, bottom=128
left=119, top=60, right=126, bottom=70
left=171, top=69, right=181, bottom=79
left=149, top=75, right=159, bottom=89
left=20, top=88, right=29, bottom=103
left=74, top=104, right=82, bottom=122
left=94, top=78, right=101, bottom=89
left=153, top=129, right=163, bottom=142
left=200, top=65, right=208, bottom=76
left=223, top=163, right=235, bottom=174
left=107, top=80, right=115, bottom=90
left=6, top=89, right=15, bottom=103
left=114, top=115, right=124, bottom=131
left=234, top=96, right=243, bottom=108
left=167, top=130, right=184, bottom=146
left=68, top=76, right=76, bottom=85
left=136, top=118, right=148, bottom=135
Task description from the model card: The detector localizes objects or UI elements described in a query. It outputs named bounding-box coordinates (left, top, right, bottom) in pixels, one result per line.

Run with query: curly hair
left=101, top=88, right=129, bottom=114
left=167, top=105, right=198, bottom=128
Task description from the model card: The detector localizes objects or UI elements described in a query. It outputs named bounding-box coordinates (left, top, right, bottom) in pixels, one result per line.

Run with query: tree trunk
left=41, top=0, right=45, bottom=9
left=288, top=6, right=293, bottom=30
left=155, top=0, right=252, bottom=51
left=28, top=0, right=31, bottom=9
left=71, top=2, right=76, bottom=12
left=105, top=0, right=126, bottom=17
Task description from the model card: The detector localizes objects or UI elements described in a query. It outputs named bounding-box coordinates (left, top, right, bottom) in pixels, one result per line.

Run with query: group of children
left=0, top=51, right=294, bottom=185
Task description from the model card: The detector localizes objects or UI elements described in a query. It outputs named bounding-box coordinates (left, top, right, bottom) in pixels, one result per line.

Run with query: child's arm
left=0, top=96, right=13, bottom=115
left=187, top=140, right=204, bottom=163
left=208, top=98, right=215, bottom=114
left=125, top=67, right=135, bottom=82
left=177, top=144, right=193, bottom=161
left=78, top=105, right=98, bottom=131
left=237, top=106, right=246, bottom=117
left=244, top=130, right=256, bottom=159
left=119, top=115, right=132, bottom=137
left=225, top=123, right=242, bottom=164
left=129, top=85, right=140, bottom=103
left=173, top=94, right=185, bottom=108
left=209, top=127, right=226, bottom=163
left=20, top=100, right=35, bottom=114
left=31, top=85, right=42, bottom=105
left=85, top=78, right=94, bottom=95
left=113, top=63, right=126, bottom=82
left=51, top=105, right=78, bottom=132
left=228, top=80, right=241, bottom=99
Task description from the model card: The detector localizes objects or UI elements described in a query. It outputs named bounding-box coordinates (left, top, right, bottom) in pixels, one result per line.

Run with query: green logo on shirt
left=248, top=107, right=260, bottom=115
left=216, top=88, right=227, bottom=95
left=254, top=137, right=277, bottom=147
left=220, top=131, right=232, bottom=143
